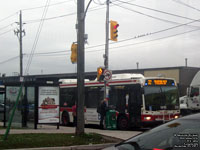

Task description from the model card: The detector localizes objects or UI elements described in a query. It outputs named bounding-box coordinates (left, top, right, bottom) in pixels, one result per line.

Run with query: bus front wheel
left=62, top=112, right=70, bottom=126
left=117, top=116, right=128, bottom=130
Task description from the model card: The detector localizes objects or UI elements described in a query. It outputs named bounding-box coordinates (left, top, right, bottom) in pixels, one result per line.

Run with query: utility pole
left=14, top=10, right=26, bottom=127
left=104, top=0, right=110, bottom=99
left=185, top=58, right=188, bottom=67
left=76, top=0, right=85, bottom=135
left=136, top=62, right=139, bottom=69
left=14, top=10, right=25, bottom=77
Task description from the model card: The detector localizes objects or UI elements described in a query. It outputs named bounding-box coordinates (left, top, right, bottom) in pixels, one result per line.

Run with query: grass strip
left=0, top=133, right=109, bottom=149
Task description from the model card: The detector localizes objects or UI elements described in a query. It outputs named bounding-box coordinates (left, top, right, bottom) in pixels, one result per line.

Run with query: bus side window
left=85, top=87, right=103, bottom=108
left=60, top=88, right=76, bottom=107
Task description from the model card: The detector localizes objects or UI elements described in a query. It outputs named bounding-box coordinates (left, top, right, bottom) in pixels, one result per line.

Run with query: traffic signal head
left=97, top=67, right=105, bottom=81
left=110, top=20, right=119, bottom=41
left=70, top=43, right=77, bottom=63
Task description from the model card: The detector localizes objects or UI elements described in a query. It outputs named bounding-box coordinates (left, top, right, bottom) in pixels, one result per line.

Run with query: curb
left=3, top=134, right=122, bottom=150
left=10, top=143, right=116, bottom=150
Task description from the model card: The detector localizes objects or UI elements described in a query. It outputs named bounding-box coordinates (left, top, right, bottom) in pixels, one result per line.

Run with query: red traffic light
left=110, top=20, right=119, bottom=41
left=114, top=24, right=119, bottom=29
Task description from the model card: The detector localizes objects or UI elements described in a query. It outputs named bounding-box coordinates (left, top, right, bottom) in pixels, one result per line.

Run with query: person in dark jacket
left=99, top=98, right=108, bottom=129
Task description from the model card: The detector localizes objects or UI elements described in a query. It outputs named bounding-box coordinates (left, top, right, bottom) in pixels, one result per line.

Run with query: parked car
left=103, top=113, right=200, bottom=150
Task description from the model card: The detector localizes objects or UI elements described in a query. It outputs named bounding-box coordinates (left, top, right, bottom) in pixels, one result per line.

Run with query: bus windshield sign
left=145, top=79, right=175, bottom=86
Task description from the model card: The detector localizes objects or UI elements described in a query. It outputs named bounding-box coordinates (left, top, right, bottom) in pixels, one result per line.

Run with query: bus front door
left=128, top=84, right=142, bottom=128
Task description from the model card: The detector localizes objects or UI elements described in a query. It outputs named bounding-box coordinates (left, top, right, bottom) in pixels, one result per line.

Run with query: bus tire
left=62, top=112, right=70, bottom=126
left=117, top=115, right=129, bottom=130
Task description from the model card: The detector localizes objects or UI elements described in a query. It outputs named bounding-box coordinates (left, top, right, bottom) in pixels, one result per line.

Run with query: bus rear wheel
left=62, top=112, right=70, bottom=126
left=117, top=116, right=128, bottom=130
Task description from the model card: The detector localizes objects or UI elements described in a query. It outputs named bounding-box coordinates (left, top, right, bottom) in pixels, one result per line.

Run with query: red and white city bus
left=59, top=73, right=180, bottom=130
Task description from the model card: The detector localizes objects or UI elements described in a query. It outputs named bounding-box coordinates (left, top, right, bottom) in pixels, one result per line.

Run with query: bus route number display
left=145, top=79, right=175, bottom=86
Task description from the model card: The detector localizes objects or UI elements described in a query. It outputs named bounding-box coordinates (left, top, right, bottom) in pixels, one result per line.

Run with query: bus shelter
left=1, top=78, right=59, bottom=129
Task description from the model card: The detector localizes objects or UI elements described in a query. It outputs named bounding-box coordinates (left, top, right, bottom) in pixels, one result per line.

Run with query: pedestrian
left=72, top=103, right=77, bottom=126
left=99, top=98, right=108, bottom=129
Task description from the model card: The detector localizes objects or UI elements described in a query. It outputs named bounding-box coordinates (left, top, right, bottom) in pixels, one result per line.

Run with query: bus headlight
left=144, top=116, right=151, bottom=120
left=174, top=115, right=179, bottom=119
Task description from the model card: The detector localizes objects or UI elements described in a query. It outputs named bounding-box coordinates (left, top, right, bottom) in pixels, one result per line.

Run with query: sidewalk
left=0, top=123, right=141, bottom=140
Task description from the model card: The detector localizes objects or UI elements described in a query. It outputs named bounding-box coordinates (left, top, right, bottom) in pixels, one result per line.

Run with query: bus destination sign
left=145, top=79, right=175, bottom=86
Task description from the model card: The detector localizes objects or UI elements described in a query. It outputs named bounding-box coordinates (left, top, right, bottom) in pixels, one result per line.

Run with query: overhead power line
left=0, top=56, right=19, bottom=65
left=83, top=27, right=200, bottom=54
left=116, top=0, right=199, bottom=21
left=24, top=0, right=133, bottom=24
left=25, top=12, right=76, bottom=23
left=113, top=17, right=200, bottom=44
left=0, top=28, right=16, bottom=36
left=23, top=0, right=138, bottom=24
left=2, top=26, right=200, bottom=65
left=25, top=0, right=51, bottom=75
left=0, top=23, right=15, bottom=31
left=108, top=28, right=200, bottom=50
left=24, top=5, right=106, bottom=24
left=0, top=1, right=73, bottom=25
left=112, top=2, right=200, bottom=29
left=172, top=0, right=200, bottom=12
left=0, top=12, right=18, bottom=24
left=13, top=15, right=200, bottom=56
left=29, top=27, right=200, bottom=56
left=22, top=0, right=73, bottom=11
left=93, top=0, right=106, bottom=5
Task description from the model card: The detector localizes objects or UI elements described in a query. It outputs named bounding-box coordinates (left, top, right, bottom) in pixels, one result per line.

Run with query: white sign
left=104, top=69, right=112, bottom=81
left=38, top=86, right=59, bottom=123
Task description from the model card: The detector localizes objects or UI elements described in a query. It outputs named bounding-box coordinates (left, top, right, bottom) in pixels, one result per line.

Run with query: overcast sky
left=0, top=0, right=200, bottom=76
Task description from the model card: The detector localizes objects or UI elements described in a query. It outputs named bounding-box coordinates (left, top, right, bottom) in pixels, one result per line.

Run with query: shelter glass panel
left=5, top=86, right=25, bottom=127
left=27, top=87, right=35, bottom=128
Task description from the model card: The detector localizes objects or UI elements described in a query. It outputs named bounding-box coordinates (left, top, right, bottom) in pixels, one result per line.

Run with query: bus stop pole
left=104, top=0, right=109, bottom=100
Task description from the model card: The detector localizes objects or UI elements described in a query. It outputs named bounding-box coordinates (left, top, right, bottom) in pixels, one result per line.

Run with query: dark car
left=103, top=113, right=200, bottom=150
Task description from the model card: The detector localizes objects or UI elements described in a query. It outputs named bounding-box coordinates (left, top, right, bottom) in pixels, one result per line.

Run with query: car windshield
left=123, top=119, right=200, bottom=150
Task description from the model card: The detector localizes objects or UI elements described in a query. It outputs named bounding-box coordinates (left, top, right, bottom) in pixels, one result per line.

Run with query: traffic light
left=97, top=67, right=105, bottom=81
left=70, top=43, right=77, bottom=63
left=110, top=20, right=119, bottom=41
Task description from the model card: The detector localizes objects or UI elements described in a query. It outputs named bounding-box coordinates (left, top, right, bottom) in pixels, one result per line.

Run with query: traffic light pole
left=76, top=0, right=85, bottom=135
left=104, top=0, right=110, bottom=99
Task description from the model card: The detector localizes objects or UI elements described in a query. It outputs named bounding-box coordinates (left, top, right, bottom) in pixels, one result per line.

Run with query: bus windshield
left=144, top=86, right=179, bottom=111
